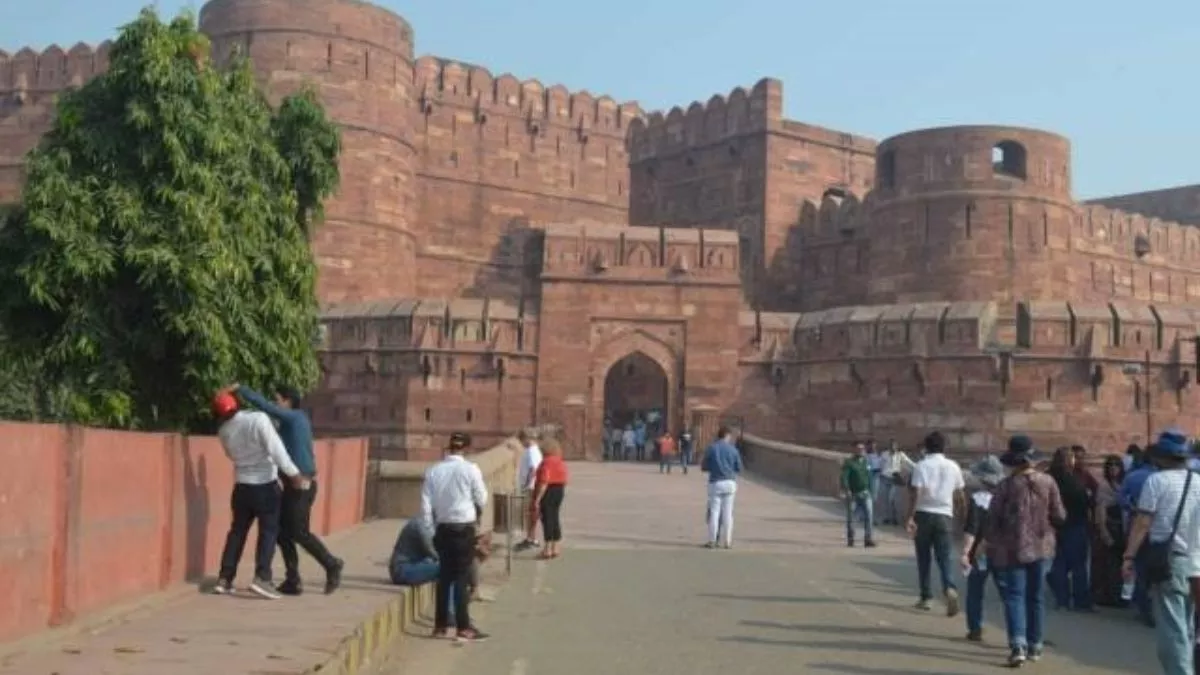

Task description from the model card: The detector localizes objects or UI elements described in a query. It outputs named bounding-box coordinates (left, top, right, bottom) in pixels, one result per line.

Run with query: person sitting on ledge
left=389, top=518, right=492, bottom=601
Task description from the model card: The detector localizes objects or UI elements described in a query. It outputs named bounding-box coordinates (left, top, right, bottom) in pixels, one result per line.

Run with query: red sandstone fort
left=3, top=0, right=1200, bottom=459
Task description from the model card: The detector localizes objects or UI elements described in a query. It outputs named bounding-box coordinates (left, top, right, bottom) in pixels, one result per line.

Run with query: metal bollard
left=505, top=492, right=514, bottom=576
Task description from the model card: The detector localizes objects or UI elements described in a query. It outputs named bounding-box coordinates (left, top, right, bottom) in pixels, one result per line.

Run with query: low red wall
left=0, top=423, right=369, bottom=644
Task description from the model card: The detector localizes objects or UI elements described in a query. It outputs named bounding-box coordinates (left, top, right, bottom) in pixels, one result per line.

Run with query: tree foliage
left=0, top=9, right=341, bottom=431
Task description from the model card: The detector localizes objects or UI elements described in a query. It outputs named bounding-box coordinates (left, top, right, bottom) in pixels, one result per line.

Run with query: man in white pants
left=515, top=429, right=543, bottom=550
left=701, top=426, right=743, bottom=549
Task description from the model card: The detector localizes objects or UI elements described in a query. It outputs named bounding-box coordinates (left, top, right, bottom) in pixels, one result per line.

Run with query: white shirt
left=881, top=450, right=913, bottom=477
left=421, top=455, right=489, bottom=527
left=218, top=410, right=300, bottom=485
left=910, top=453, right=965, bottom=517
left=1137, top=470, right=1200, bottom=569
left=518, top=443, right=543, bottom=490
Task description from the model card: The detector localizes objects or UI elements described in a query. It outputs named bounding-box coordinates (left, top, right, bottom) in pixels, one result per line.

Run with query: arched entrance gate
left=587, top=330, right=681, bottom=461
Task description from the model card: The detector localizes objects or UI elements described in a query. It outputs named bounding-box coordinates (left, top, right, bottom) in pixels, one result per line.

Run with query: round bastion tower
left=199, top=0, right=418, bottom=303
left=865, top=126, right=1075, bottom=305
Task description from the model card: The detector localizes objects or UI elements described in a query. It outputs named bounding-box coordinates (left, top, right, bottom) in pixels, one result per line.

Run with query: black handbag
left=1142, top=470, right=1193, bottom=585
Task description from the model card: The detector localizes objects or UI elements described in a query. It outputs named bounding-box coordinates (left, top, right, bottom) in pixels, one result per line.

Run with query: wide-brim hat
left=999, top=434, right=1040, bottom=467
left=1152, top=428, right=1190, bottom=458
left=448, top=432, right=472, bottom=451
left=970, top=455, right=1006, bottom=486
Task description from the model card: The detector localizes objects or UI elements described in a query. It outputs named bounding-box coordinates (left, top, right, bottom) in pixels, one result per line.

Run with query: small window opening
left=992, top=141, right=1027, bottom=180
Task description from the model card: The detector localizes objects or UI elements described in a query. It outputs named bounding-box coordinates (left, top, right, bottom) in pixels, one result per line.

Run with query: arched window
left=992, top=141, right=1027, bottom=180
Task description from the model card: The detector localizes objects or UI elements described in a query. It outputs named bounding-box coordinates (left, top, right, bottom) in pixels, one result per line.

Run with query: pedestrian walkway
left=0, top=519, right=423, bottom=675
left=391, top=462, right=1157, bottom=675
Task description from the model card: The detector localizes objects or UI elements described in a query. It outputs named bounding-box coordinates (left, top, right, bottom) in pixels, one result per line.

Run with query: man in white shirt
left=879, top=440, right=914, bottom=525
left=421, top=431, right=490, bottom=642
left=516, top=429, right=543, bottom=550
left=210, top=392, right=307, bottom=600
left=905, top=431, right=965, bottom=616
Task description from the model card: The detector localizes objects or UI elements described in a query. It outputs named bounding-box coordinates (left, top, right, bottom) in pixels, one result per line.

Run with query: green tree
left=0, top=9, right=340, bottom=430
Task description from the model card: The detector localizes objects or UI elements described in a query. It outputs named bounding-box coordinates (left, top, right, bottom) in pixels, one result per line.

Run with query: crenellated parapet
left=627, top=78, right=782, bottom=162
left=0, top=43, right=112, bottom=98
left=539, top=222, right=740, bottom=282
left=1075, top=204, right=1200, bottom=268
left=413, top=57, right=641, bottom=141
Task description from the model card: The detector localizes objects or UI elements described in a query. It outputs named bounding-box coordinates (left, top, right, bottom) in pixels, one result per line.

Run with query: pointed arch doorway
left=603, top=351, right=669, bottom=432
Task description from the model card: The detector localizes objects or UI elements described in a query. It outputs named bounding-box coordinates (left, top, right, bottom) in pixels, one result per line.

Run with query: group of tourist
left=846, top=429, right=1200, bottom=672
left=603, top=416, right=697, bottom=472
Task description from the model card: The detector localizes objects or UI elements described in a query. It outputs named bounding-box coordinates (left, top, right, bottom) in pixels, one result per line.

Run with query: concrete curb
left=305, top=577, right=434, bottom=675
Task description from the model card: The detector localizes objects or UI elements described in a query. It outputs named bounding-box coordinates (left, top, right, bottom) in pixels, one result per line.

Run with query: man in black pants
left=210, top=391, right=307, bottom=599
left=905, top=431, right=966, bottom=616
left=228, top=383, right=344, bottom=595
left=420, top=432, right=490, bottom=642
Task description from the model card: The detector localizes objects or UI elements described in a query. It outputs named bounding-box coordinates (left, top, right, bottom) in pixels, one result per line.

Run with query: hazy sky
left=3, top=0, right=1195, bottom=199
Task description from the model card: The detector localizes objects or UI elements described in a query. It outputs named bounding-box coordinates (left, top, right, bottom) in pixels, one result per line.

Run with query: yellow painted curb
left=304, top=583, right=434, bottom=675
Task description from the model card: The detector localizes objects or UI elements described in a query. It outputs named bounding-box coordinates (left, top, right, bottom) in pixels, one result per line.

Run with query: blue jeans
left=844, top=491, right=873, bottom=543
left=1154, top=555, right=1196, bottom=675
left=914, top=512, right=956, bottom=599
left=391, top=558, right=458, bottom=617
left=995, top=559, right=1050, bottom=651
left=391, top=558, right=439, bottom=586
left=966, top=565, right=1007, bottom=633
left=680, top=448, right=693, bottom=473
left=1050, top=522, right=1091, bottom=609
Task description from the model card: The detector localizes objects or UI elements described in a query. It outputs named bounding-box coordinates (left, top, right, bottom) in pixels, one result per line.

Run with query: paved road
left=393, top=462, right=1157, bottom=675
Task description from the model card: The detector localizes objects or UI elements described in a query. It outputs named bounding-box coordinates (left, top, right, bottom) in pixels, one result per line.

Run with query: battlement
left=0, top=43, right=112, bottom=95
left=1076, top=204, right=1200, bottom=266
left=739, top=299, right=1200, bottom=364
left=795, top=190, right=870, bottom=240
left=627, top=78, right=782, bottom=161
left=320, top=297, right=536, bottom=354
left=540, top=223, right=740, bottom=280
left=413, top=56, right=641, bottom=138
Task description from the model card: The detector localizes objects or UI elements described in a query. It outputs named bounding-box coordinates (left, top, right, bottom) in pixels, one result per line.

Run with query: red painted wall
left=0, top=423, right=369, bottom=643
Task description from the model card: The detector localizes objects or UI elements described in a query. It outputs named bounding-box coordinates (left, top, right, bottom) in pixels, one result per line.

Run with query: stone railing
left=367, top=437, right=522, bottom=527
left=740, top=433, right=982, bottom=526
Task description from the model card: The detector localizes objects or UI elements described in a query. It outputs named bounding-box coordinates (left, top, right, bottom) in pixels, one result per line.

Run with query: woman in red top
left=533, top=440, right=569, bottom=560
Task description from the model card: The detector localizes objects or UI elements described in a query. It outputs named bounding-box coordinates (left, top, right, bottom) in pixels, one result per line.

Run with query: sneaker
left=966, top=630, right=983, bottom=642
left=847, top=539, right=855, bottom=548
left=721, top=542, right=732, bottom=550
left=210, top=579, right=233, bottom=595
left=431, top=628, right=452, bottom=640
left=248, top=577, right=282, bottom=600
left=945, top=588, right=960, bottom=617
left=704, top=541, right=717, bottom=549
left=456, top=628, right=489, bottom=643
left=1027, top=645, right=1043, bottom=662
left=324, top=559, right=344, bottom=595
left=914, top=598, right=933, bottom=611
left=276, top=579, right=303, bottom=596
left=864, top=539, right=877, bottom=548
left=1007, top=647, right=1027, bottom=668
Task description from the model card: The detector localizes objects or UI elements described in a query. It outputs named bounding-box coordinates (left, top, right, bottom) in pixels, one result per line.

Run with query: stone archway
left=603, top=351, right=669, bottom=430
left=587, top=330, right=681, bottom=461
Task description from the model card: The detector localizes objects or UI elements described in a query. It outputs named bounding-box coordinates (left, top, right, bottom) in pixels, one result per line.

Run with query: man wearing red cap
left=210, top=391, right=307, bottom=600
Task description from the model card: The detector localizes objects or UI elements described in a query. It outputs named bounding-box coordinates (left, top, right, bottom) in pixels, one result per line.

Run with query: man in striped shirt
left=210, top=391, right=308, bottom=600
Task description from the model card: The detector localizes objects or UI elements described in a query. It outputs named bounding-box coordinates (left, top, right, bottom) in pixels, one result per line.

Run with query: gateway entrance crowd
left=841, top=429, right=1200, bottom=672
left=202, top=379, right=1200, bottom=673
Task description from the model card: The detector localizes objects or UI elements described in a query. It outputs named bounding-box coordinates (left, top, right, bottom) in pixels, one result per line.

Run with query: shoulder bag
left=1142, top=470, right=1194, bottom=585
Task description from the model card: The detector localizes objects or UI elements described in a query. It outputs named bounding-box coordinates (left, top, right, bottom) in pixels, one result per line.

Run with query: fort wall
left=0, top=43, right=112, bottom=203
left=312, top=297, right=538, bottom=460
left=730, top=299, right=1200, bottom=453
left=412, top=57, right=640, bottom=302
